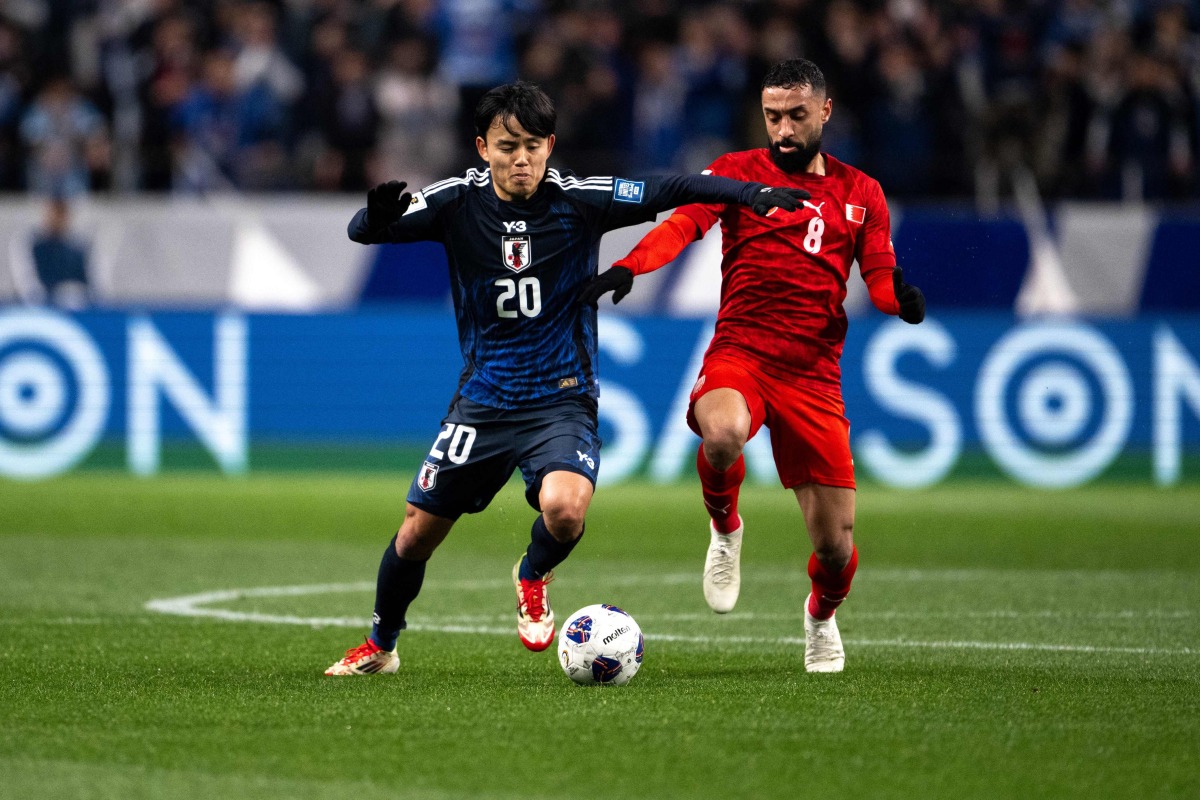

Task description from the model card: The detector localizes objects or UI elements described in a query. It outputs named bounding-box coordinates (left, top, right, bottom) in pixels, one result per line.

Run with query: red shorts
left=686, top=355, right=856, bottom=490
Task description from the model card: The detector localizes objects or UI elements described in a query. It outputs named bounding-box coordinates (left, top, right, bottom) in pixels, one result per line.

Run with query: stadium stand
left=0, top=1, right=1197, bottom=311
left=0, top=0, right=1196, bottom=202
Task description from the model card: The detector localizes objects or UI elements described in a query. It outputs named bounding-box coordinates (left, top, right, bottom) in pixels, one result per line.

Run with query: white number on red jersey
left=803, top=217, right=825, bottom=254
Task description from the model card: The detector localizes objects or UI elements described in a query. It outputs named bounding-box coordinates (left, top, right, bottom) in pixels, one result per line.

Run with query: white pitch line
left=142, top=583, right=1198, bottom=657
left=138, top=568, right=1190, bottom=596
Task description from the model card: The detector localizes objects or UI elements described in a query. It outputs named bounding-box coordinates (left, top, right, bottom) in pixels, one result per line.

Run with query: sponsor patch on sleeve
left=613, top=179, right=645, bottom=204
left=403, top=192, right=428, bottom=216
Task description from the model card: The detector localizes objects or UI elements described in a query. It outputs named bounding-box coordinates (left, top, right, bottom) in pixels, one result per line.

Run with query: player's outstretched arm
left=579, top=213, right=704, bottom=307
left=579, top=266, right=633, bottom=307
left=641, top=174, right=810, bottom=217
left=747, top=186, right=812, bottom=216
left=347, top=180, right=413, bottom=243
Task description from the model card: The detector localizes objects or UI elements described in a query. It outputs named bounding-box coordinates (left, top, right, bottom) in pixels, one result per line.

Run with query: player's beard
left=769, top=135, right=822, bottom=174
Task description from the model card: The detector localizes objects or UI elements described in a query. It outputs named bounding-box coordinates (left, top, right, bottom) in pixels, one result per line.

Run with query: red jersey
left=620, top=150, right=898, bottom=390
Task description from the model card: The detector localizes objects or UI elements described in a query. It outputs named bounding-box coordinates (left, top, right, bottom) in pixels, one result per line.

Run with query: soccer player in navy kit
left=326, top=81, right=809, bottom=675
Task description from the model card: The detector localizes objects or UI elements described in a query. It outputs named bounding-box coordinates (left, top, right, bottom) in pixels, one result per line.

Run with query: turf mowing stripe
left=648, top=633, right=1197, bottom=656
left=9, top=607, right=1196, bottom=626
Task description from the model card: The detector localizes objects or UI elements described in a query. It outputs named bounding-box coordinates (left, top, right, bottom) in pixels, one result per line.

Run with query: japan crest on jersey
left=502, top=235, right=532, bottom=272
left=417, top=461, right=439, bottom=491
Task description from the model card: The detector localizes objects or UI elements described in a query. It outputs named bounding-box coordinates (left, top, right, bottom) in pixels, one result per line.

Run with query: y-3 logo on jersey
left=502, top=235, right=532, bottom=272
left=503, top=221, right=527, bottom=232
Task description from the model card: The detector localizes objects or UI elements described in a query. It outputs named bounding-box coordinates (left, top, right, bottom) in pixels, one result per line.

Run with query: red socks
left=696, top=446, right=745, bottom=534
left=697, top=442, right=857, bottom=618
left=807, top=546, right=858, bottom=620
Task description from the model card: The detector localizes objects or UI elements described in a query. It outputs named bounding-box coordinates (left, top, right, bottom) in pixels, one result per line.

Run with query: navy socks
left=519, top=514, right=582, bottom=580
left=371, top=515, right=581, bottom=649
left=369, top=534, right=427, bottom=651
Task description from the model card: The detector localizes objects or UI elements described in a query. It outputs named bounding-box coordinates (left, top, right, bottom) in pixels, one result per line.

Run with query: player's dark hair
left=474, top=81, right=557, bottom=140
left=761, top=59, right=827, bottom=96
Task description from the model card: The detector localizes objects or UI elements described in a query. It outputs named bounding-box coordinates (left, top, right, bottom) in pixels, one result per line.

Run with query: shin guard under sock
left=696, top=446, right=745, bottom=534
left=370, top=533, right=427, bottom=650
left=520, top=514, right=582, bottom=580
left=807, top=545, right=859, bottom=620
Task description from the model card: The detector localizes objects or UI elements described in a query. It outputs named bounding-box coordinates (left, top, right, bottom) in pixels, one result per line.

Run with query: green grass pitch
left=1, top=474, right=1198, bottom=799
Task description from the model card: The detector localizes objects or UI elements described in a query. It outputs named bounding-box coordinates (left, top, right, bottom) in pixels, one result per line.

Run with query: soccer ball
left=557, top=604, right=644, bottom=686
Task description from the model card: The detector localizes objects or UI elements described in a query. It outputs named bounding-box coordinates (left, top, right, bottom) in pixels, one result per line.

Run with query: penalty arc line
left=143, top=584, right=1198, bottom=657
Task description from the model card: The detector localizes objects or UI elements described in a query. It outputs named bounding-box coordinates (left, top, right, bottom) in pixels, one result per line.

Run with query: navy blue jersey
left=349, top=167, right=765, bottom=408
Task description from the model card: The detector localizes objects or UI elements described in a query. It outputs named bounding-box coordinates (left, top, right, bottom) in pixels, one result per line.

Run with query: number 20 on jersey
left=495, top=277, right=542, bottom=318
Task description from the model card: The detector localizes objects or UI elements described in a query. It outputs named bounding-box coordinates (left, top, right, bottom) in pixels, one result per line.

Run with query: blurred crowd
left=0, top=0, right=1197, bottom=202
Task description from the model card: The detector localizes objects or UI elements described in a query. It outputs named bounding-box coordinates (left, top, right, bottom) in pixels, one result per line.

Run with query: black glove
left=366, top=180, right=412, bottom=234
left=748, top=185, right=811, bottom=216
left=893, top=267, right=925, bottom=324
left=579, top=266, right=634, bottom=307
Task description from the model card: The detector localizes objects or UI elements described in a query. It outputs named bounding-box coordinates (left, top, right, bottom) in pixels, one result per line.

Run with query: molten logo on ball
left=557, top=604, right=644, bottom=686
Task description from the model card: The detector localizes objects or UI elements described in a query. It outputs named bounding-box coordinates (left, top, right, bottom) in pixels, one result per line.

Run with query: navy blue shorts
left=406, top=394, right=602, bottom=520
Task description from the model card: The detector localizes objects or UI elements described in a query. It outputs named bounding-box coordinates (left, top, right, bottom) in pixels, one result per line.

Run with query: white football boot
left=702, top=517, right=743, bottom=613
left=803, top=593, right=845, bottom=673
left=513, top=560, right=556, bottom=651
left=324, top=637, right=399, bottom=676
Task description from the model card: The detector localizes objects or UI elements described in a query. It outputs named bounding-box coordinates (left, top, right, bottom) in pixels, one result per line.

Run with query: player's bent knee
left=813, top=530, right=854, bottom=571
left=542, top=502, right=586, bottom=541
left=703, top=430, right=746, bottom=471
left=538, top=471, right=592, bottom=541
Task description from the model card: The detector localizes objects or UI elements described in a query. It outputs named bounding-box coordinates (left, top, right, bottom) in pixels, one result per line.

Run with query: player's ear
left=475, top=135, right=488, bottom=163
left=822, top=97, right=833, bottom=124
left=544, top=133, right=555, bottom=157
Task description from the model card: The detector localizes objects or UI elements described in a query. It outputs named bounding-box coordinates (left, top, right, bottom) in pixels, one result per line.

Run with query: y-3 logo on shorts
left=577, top=450, right=595, bottom=470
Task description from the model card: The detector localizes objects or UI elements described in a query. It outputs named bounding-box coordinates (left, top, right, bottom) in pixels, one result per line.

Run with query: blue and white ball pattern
left=557, top=604, right=644, bottom=686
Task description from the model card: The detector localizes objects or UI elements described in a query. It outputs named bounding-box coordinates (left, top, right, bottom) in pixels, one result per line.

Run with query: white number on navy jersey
left=803, top=217, right=825, bottom=254
left=495, top=277, right=542, bottom=319
left=430, top=423, right=476, bottom=464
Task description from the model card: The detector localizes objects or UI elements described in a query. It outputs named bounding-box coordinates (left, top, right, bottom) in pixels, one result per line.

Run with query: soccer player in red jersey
left=580, top=59, right=926, bottom=672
